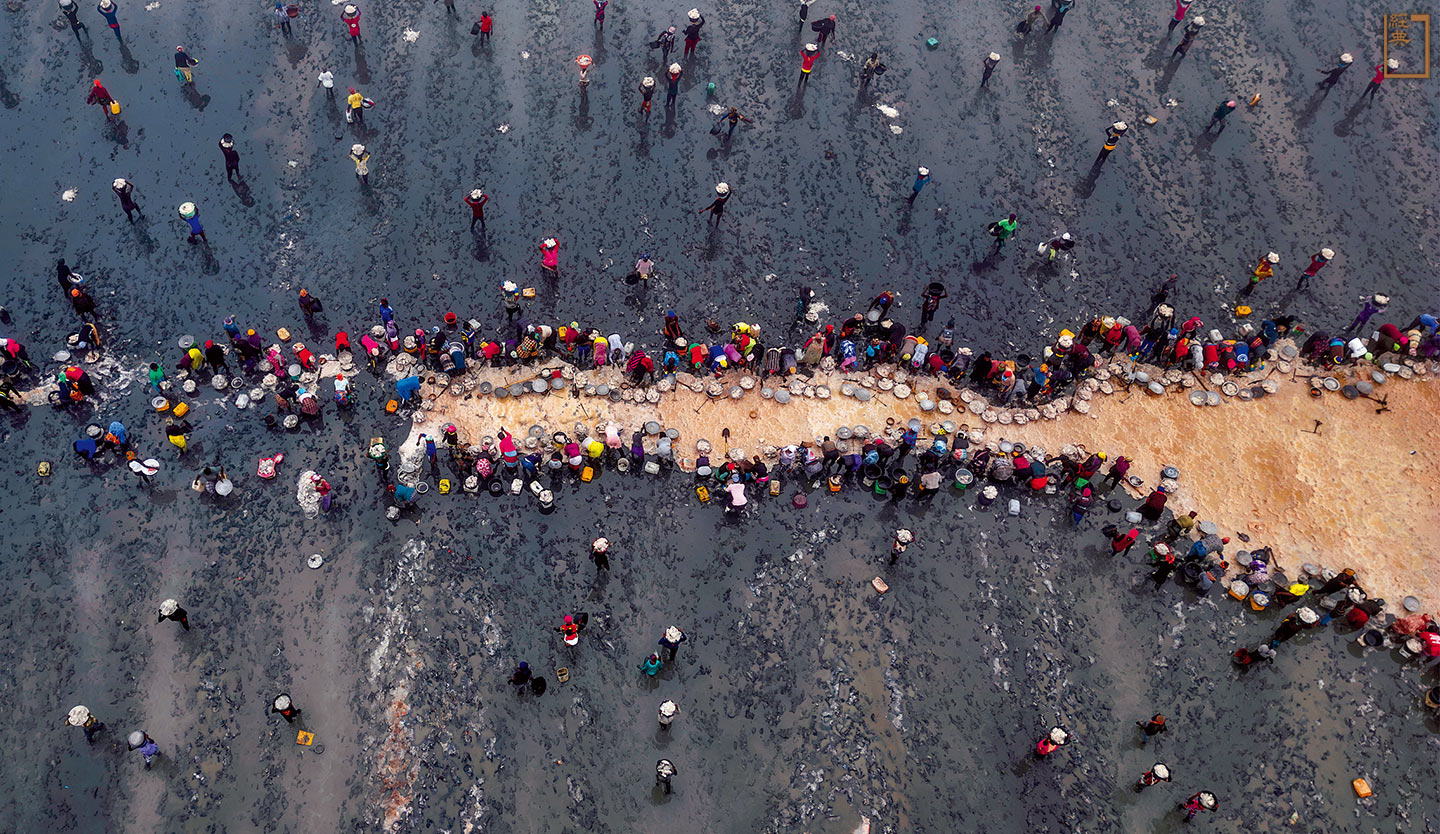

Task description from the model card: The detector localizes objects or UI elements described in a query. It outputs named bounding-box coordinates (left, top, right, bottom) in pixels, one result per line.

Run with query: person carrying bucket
left=1181, top=791, right=1217, bottom=821
left=558, top=614, right=580, bottom=645
left=1035, top=727, right=1068, bottom=757
left=1136, top=763, right=1171, bottom=789
left=890, top=529, right=913, bottom=565
left=158, top=598, right=189, bottom=630
left=127, top=730, right=160, bottom=767
left=269, top=694, right=300, bottom=723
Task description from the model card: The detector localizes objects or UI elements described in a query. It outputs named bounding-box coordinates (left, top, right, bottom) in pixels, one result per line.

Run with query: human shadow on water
left=285, top=42, right=309, bottom=69
left=118, top=41, right=140, bottom=74
left=354, top=48, right=371, bottom=85
left=1333, top=97, right=1369, bottom=137
left=574, top=88, right=593, bottom=132
left=183, top=85, right=211, bottom=112
left=1074, top=159, right=1102, bottom=199
left=199, top=244, right=220, bottom=275
left=230, top=178, right=256, bottom=208
left=130, top=217, right=157, bottom=255
left=661, top=103, right=677, bottom=139
left=107, top=119, right=131, bottom=148
left=1155, top=55, right=1182, bottom=97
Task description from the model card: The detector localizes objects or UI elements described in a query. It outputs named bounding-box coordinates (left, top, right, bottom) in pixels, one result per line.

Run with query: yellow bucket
left=581, top=466, right=595, bottom=482
left=696, top=485, right=710, bottom=503
left=171, top=402, right=190, bottom=418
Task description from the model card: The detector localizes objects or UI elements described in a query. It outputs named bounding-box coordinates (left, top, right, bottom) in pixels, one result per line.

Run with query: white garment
left=317, top=70, right=334, bottom=89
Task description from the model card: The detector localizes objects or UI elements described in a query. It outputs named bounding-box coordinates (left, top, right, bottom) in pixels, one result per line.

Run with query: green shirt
left=997, top=218, right=1017, bottom=239
left=149, top=366, right=166, bottom=385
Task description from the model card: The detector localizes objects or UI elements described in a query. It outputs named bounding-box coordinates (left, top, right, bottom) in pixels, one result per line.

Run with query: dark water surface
left=2, top=0, right=1438, bottom=829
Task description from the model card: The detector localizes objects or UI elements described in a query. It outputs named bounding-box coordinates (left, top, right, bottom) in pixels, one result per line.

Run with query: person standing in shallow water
left=349, top=143, right=370, bottom=185
left=1362, top=60, right=1397, bottom=102
left=639, top=76, right=656, bottom=113
left=127, top=730, right=160, bottom=767
left=799, top=43, right=820, bottom=83
left=1136, top=714, right=1166, bottom=744
left=112, top=177, right=141, bottom=220
left=219, top=134, right=240, bottom=182
left=981, top=52, right=1000, bottom=86
left=658, top=625, right=687, bottom=661
left=341, top=3, right=361, bottom=42
left=1171, top=16, right=1203, bottom=58
left=59, top=0, right=89, bottom=42
left=1166, top=0, right=1190, bottom=35
left=174, top=46, right=199, bottom=84
left=539, top=237, right=560, bottom=277
left=990, top=213, right=1018, bottom=248
left=665, top=62, right=682, bottom=107
left=269, top=694, right=300, bottom=722
left=96, top=0, right=122, bottom=41
left=178, top=201, right=206, bottom=243
left=1204, top=99, right=1236, bottom=132
left=655, top=759, right=677, bottom=793
left=590, top=537, right=611, bottom=571
left=86, top=79, right=115, bottom=120
left=682, top=9, right=704, bottom=59
left=909, top=166, right=930, bottom=204
left=464, top=188, right=489, bottom=230
left=698, top=182, right=730, bottom=223
left=1317, top=53, right=1353, bottom=88
left=158, top=598, right=190, bottom=630
left=1046, top=0, right=1072, bottom=32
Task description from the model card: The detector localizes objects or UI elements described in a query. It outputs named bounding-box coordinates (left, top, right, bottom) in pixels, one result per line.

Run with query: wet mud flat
left=9, top=407, right=1440, bottom=833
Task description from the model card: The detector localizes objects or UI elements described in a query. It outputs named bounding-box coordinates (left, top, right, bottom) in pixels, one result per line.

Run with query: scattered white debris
left=288, top=160, right=298, bottom=168
left=875, top=103, right=899, bottom=119
left=61, top=189, right=77, bottom=202
left=1165, top=98, right=1179, bottom=108
left=889, top=124, right=903, bottom=135
left=520, top=50, right=530, bottom=59
left=836, top=50, right=852, bottom=61
left=144, top=1, right=159, bottom=9
left=402, top=28, right=419, bottom=42
left=707, top=103, right=726, bottom=115
left=496, top=124, right=510, bottom=133
left=1106, top=98, right=1119, bottom=107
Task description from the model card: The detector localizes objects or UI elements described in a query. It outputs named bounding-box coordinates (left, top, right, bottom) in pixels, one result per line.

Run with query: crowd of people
left=23, top=0, right=1436, bottom=822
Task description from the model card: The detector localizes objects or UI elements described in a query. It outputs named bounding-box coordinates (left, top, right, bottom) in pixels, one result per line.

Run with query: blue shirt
left=185, top=216, right=203, bottom=233
left=98, top=3, right=119, bottom=25
left=913, top=174, right=930, bottom=192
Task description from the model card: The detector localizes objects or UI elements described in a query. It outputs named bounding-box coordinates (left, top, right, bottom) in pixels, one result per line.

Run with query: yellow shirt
left=347, top=92, right=364, bottom=110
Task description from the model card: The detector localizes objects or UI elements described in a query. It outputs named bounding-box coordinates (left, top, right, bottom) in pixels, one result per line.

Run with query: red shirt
left=801, top=52, right=819, bottom=72
left=1372, top=64, right=1384, bottom=83
left=1303, top=255, right=1328, bottom=277
left=480, top=14, right=492, bottom=32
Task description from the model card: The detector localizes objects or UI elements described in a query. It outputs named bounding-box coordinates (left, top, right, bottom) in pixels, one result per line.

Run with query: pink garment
left=1172, top=0, right=1189, bottom=20
left=542, top=242, right=559, bottom=269
left=593, top=341, right=607, bottom=367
